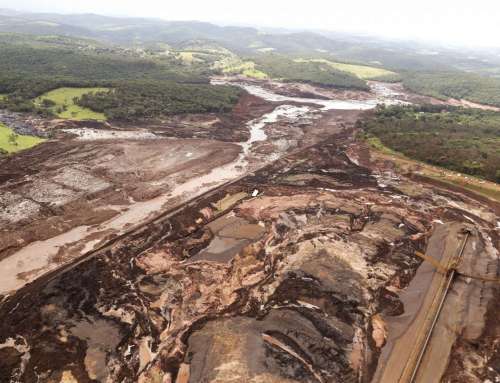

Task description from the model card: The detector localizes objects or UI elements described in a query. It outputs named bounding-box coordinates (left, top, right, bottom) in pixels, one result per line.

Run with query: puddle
left=189, top=214, right=265, bottom=263
left=190, top=237, right=249, bottom=263
left=69, top=318, right=122, bottom=381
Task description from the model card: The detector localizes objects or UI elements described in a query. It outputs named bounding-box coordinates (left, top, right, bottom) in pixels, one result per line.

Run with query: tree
left=8, top=132, right=18, bottom=146
left=41, top=98, right=56, bottom=107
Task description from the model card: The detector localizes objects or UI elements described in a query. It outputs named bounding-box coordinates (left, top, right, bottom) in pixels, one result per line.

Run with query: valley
left=0, top=76, right=498, bottom=383
left=0, top=8, right=499, bottom=383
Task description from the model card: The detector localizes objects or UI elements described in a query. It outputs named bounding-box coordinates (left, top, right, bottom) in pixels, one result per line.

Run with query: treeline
left=360, top=105, right=500, bottom=183
left=402, top=71, right=500, bottom=107
left=252, top=54, right=369, bottom=90
left=75, top=81, right=242, bottom=120
left=0, top=44, right=209, bottom=83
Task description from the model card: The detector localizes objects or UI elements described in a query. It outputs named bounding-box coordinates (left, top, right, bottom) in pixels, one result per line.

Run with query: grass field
left=221, top=59, right=268, bottom=79
left=0, top=123, right=46, bottom=153
left=35, top=87, right=108, bottom=120
left=296, top=59, right=398, bottom=80
left=178, top=51, right=194, bottom=63
left=365, top=135, right=398, bottom=155
left=0, top=94, right=6, bottom=100
left=177, top=51, right=205, bottom=64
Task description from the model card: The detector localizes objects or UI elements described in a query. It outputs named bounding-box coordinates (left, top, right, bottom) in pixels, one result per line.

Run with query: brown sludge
left=0, top=80, right=498, bottom=383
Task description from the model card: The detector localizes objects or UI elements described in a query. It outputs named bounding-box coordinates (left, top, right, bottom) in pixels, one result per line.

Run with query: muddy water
left=170, top=103, right=314, bottom=199
left=0, top=226, right=90, bottom=295
left=242, top=104, right=312, bottom=155
left=69, top=318, right=122, bottom=381
left=189, top=213, right=265, bottom=263
left=212, top=80, right=408, bottom=109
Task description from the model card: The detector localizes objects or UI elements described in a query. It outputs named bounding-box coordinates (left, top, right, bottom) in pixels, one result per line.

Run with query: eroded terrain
left=0, top=80, right=499, bottom=383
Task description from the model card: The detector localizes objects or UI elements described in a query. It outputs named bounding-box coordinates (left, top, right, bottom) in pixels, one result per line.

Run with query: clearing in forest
left=221, top=59, right=268, bottom=79
left=35, top=87, right=108, bottom=120
left=0, top=123, right=46, bottom=153
left=297, top=59, right=398, bottom=80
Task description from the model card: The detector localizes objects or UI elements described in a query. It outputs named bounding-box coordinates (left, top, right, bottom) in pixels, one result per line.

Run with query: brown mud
left=0, top=82, right=498, bottom=383
left=0, top=127, right=497, bottom=382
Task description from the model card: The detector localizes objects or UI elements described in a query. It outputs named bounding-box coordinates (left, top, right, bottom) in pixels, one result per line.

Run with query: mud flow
left=0, top=80, right=498, bottom=383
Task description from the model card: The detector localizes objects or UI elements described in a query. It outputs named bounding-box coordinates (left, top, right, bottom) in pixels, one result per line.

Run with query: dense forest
left=0, top=37, right=374, bottom=118
left=360, top=105, right=500, bottom=182
left=75, top=81, right=241, bottom=120
left=0, top=45, right=207, bottom=86
left=0, top=40, right=242, bottom=116
left=402, top=71, right=500, bottom=107
left=252, top=54, right=369, bottom=90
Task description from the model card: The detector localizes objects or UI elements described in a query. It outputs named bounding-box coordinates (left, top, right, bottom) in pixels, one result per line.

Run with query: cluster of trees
left=403, top=71, right=500, bottom=107
left=360, top=105, right=500, bottom=183
left=75, top=81, right=241, bottom=120
left=252, top=54, right=369, bottom=90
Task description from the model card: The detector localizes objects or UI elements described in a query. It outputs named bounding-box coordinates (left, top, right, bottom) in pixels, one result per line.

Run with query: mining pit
left=0, top=80, right=498, bottom=383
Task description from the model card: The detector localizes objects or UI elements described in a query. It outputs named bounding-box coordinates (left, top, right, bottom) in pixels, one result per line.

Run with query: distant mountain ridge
left=1, top=9, right=500, bottom=72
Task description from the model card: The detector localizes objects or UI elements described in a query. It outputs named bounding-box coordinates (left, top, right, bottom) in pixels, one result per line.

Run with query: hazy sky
left=2, top=0, right=500, bottom=47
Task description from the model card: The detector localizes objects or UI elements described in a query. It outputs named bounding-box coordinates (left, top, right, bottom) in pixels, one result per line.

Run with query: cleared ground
left=0, top=123, right=45, bottom=153
left=35, top=87, right=108, bottom=120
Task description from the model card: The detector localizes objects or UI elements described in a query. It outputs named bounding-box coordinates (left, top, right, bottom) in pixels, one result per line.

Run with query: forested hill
left=361, top=105, right=500, bottom=182
left=403, top=72, right=500, bottom=107
left=0, top=33, right=241, bottom=118
left=0, top=11, right=346, bottom=55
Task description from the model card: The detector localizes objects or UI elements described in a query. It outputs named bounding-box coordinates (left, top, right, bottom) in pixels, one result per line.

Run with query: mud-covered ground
left=0, top=138, right=239, bottom=252
left=0, top=84, right=360, bottom=298
left=0, top=128, right=498, bottom=383
left=0, top=81, right=499, bottom=383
